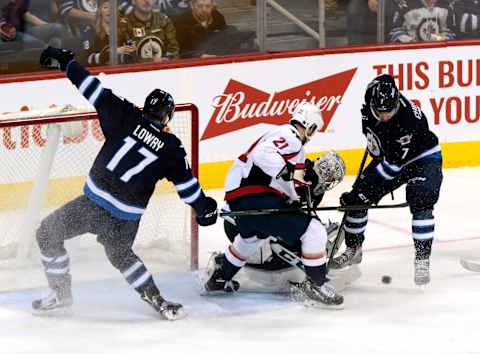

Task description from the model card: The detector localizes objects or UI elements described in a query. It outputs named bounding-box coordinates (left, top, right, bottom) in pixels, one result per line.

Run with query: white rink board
left=1, top=43, right=480, bottom=163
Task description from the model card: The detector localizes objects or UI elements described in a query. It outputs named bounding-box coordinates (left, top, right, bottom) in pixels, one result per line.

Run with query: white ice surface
left=1, top=167, right=480, bottom=354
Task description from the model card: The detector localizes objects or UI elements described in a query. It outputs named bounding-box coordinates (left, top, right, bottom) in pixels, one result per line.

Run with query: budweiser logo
left=201, top=68, right=357, bottom=140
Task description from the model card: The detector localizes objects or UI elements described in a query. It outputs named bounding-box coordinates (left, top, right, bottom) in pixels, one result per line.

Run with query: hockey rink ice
left=1, top=167, right=479, bottom=354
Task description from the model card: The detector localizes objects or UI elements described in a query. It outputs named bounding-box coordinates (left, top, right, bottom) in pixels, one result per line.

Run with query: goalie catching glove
left=40, top=46, right=75, bottom=71
left=196, top=196, right=218, bottom=226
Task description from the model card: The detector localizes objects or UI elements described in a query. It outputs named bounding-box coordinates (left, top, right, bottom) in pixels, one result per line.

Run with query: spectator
left=449, top=0, right=480, bottom=38
left=389, top=0, right=456, bottom=42
left=346, top=0, right=378, bottom=45
left=58, top=0, right=96, bottom=39
left=118, top=0, right=179, bottom=62
left=87, top=0, right=136, bottom=65
left=173, top=0, right=226, bottom=57
left=119, top=0, right=190, bottom=17
left=0, top=0, right=65, bottom=48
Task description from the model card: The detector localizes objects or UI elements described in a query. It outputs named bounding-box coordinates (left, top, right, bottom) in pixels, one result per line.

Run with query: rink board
left=2, top=41, right=480, bottom=188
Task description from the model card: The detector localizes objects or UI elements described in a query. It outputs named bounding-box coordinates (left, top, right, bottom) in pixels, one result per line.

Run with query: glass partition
left=1, top=0, right=479, bottom=75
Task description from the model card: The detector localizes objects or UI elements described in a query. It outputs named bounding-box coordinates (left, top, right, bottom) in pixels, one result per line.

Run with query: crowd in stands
left=347, top=0, right=480, bottom=45
left=0, top=0, right=256, bottom=72
left=1, top=0, right=480, bottom=74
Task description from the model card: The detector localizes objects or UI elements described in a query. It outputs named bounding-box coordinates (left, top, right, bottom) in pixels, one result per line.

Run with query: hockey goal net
left=0, top=103, right=199, bottom=288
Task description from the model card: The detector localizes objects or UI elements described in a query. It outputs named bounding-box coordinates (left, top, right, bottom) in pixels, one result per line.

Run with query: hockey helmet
left=370, top=74, right=400, bottom=122
left=289, top=102, right=323, bottom=143
left=143, top=89, right=175, bottom=125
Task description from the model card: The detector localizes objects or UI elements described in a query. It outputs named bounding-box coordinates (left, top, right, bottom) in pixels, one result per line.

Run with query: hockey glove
left=40, top=46, right=75, bottom=71
left=196, top=196, right=218, bottom=226
left=277, top=161, right=295, bottom=181
left=303, top=159, right=319, bottom=190
left=340, top=191, right=354, bottom=206
left=340, top=191, right=370, bottom=207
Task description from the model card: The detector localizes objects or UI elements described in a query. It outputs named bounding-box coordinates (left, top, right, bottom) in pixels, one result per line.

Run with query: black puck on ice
left=381, top=275, right=392, bottom=284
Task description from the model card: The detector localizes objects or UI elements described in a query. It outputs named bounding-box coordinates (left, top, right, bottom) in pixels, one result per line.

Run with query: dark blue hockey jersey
left=361, top=79, right=441, bottom=181
left=66, top=60, right=206, bottom=220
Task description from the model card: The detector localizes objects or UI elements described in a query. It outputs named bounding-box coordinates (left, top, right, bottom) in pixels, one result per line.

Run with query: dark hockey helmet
left=370, top=74, right=400, bottom=122
left=143, top=89, right=175, bottom=125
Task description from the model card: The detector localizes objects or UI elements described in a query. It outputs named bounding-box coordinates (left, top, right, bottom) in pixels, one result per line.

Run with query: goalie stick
left=327, top=148, right=369, bottom=266
left=460, top=259, right=480, bottom=272
left=268, top=237, right=361, bottom=291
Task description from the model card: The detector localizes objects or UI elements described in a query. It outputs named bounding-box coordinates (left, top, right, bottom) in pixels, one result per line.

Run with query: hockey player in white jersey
left=202, top=102, right=344, bottom=308
left=221, top=150, right=354, bottom=292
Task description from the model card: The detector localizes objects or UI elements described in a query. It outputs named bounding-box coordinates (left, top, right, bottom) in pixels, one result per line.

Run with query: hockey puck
left=381, top=275, right=392, bottom=284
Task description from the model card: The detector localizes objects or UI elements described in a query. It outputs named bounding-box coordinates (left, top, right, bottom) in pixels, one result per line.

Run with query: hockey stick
left=219, top=201, right=408, bottom=217
left=327, top=148, right=369, bottom=267
left=269, top=238, right=305, bottom=272
left=268, top=238, right=362, bottom=292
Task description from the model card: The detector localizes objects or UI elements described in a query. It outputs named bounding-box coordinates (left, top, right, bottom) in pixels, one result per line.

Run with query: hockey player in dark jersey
left=330, top=74, right=443, bottom=286
left=33, top=46, right=218, bottom=320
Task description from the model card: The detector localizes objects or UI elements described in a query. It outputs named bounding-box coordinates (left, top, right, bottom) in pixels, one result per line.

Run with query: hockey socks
left=414, top=238, right=433, bottom=259
left=305, top=263, right=327, bottom=286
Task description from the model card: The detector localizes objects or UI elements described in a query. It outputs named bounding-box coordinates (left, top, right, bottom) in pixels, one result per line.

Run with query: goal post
left=0, top=103, right=199, bottom=275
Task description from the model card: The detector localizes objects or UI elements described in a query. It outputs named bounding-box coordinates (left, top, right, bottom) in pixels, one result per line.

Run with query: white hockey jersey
left=224, top=124, right=306, bottom=203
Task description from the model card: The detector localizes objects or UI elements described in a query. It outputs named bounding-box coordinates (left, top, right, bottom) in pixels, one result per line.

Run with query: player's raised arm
left=39, top=46, right=139, bottom=137
left=40, top=47, right=106, bottom=108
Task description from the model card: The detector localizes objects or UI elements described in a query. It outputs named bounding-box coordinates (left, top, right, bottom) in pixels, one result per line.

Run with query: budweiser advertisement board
left=201, top=68, right=356, bottom=140
left=1, top=43, right=480, bottom=163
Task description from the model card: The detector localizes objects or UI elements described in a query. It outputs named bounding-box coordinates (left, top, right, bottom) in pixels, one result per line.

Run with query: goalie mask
left=311, top=151, right=346, bottom=194
left=289, top=102, right=323, bottom=144
left=143, top=89, right=175, bottom=126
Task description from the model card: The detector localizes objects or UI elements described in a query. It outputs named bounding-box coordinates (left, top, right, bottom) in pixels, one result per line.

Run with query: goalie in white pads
left=202, top=102, right=345, bottom=309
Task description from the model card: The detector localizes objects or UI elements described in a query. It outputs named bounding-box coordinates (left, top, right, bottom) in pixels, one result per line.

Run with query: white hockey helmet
left=289, top=102, right=324, bottom=143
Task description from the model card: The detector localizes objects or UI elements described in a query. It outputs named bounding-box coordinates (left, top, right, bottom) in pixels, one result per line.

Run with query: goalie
left=202, top=102, right=347, bottom=309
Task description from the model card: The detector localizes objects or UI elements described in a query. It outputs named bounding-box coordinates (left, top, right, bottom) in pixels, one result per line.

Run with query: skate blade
left=32, top=305, right=73, bottom=317
left=199, top=286, right=239, bottom=297
left=303, top=299, right=344, bottom=311
left=414, top=280, right=430, bottom=291
left=288, top=284, right=344, bottom=310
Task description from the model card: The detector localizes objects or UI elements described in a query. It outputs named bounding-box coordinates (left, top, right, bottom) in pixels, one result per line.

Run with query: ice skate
left=141, top=293, right=186, bottom=321
left=202, top=252, right=240, bottom=294
left=329, top=246, right=362, bottom=270
left=32, top=288, right=73, bottom=316
left=414, top=258, right=430, bottom=286
left=290, top=279, right=343, bottom=309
